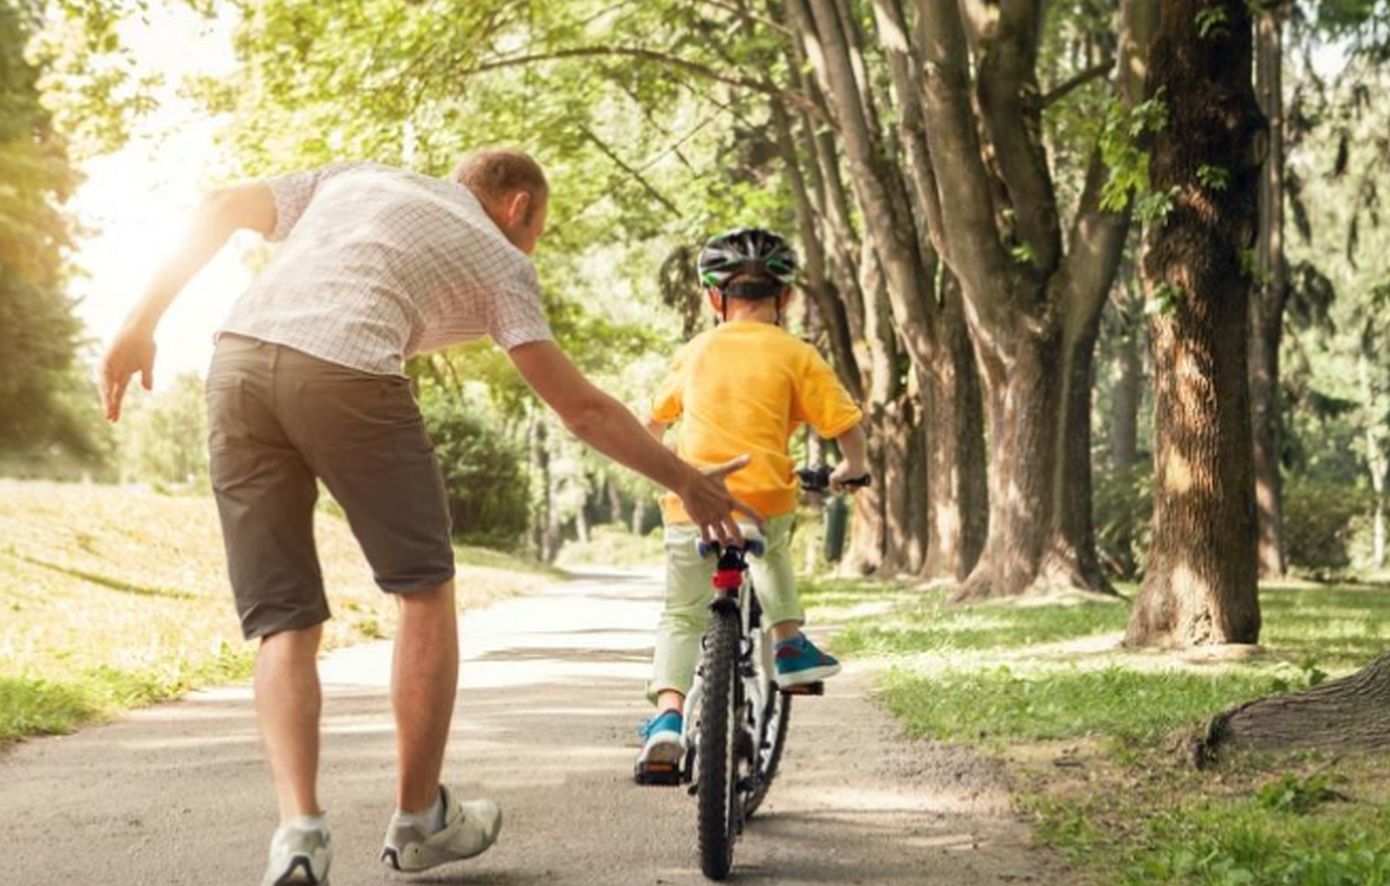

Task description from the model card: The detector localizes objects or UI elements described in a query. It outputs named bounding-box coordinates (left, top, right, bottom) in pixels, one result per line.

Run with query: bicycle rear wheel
left=697, top=605, right=741, bottom=880
left=743, top=688, right=791, bottom=819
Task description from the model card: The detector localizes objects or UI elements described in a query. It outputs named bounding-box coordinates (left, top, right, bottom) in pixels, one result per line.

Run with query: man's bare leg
left=393, top=579, right=460, bottom=813
left=255, top=623, right=325, bottom=820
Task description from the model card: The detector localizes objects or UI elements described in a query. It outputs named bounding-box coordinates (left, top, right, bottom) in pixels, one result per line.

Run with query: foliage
left=555, top=523, right=663, bottom=567
left=1097, top=93, right=1170, bottom=216
left=1282, top=478, right=1373, bottom=575
left=0, top=0, right=107, bottom=464
left=1093, top=466, right=1153, bottom=577
left=418, top=383, right=530, bottom=549
left=113, top=372, right=207, bottom=490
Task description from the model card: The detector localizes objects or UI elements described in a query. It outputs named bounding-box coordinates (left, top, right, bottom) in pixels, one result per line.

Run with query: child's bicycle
left=636, top=465, right=869, bottom=880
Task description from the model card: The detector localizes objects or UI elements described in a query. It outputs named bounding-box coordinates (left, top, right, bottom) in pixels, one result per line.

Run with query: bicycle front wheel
left=697, top=604, right=741, bottom=880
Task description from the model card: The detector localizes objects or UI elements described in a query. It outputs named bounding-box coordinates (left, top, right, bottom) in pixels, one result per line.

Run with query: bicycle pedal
left=634, top=761, right=682, bottom=786
left=780, top=681, right=825, bottom=696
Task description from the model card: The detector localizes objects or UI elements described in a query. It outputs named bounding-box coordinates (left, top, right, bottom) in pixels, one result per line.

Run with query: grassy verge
left=0, top=479, right=558, bottom=742
left=555, top=524, right=665, bottom=568
left=802, top=575, right=1390, bottom=885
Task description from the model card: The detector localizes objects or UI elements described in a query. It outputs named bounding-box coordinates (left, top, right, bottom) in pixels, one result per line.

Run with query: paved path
left=1, top=568, right=1070, bottom=885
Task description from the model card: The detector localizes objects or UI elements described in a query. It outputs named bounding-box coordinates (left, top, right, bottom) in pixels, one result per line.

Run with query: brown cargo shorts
left=206, top=334, right=455, bottom=640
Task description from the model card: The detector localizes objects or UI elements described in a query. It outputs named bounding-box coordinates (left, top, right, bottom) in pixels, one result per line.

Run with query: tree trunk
left=1194, top=653, right=1390, bottom=765
left=921, top=273, right=987, bottom=580
left=532, top=418, right=560, bottom=563
left=1125, top=0, right=1263, bottom=647
left=631, top=496, right=649, bottom=537
left=1250, top=0, right=1288, bottom=579
left=1110, top=308, right=1143, bottom=473
left=953, top=325, right=1067, bottom=600
left=1360, top=353, right=1389, bottom=572
left=1047, top=304, right=1114, bottom=593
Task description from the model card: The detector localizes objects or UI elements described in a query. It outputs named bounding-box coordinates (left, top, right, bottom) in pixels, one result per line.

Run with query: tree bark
left=1048, top=294, right=1114, bottom=593
left=1360, top=353, right=1389, bottom=572
left=1250, top=0, right=1288, bottom=579
left=921, top=272, right=988, bottom=580
left=1125, top=0, right=1263, bottom=647
left=1110, top=297, right=1143, bottom=474
left=907, top=0, right=1151, bottom=599
left=1194, top=653, right=1390, bottom=765
left=790, top=0, right=988, bottom=578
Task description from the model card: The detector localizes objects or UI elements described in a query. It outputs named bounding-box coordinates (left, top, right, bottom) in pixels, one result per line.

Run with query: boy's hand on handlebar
left=677, top=455, right=764, bottom=545
left=829, top=461, right=871, bottom=494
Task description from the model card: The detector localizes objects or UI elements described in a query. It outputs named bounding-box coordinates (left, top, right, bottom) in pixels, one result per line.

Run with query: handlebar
left=697, top=537, right=766, bottom=559
left=796, top=465, right=872, bottom=494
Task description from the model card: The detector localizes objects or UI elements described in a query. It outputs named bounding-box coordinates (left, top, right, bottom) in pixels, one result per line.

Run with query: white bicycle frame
left=682, top=531, right=775, bottom=765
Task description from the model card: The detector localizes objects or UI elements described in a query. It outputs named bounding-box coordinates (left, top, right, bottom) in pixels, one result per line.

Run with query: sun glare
left=69, top=2, right=247, bottom=389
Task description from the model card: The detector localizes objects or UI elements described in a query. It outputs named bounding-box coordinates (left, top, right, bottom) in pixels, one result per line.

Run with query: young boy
left=636, top=227, right=869, bottom=777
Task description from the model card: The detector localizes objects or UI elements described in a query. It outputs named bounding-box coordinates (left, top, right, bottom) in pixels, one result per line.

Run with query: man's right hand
left=676, top=455, right=764, bottom=545
left=101, top=323, right=157, bottom=422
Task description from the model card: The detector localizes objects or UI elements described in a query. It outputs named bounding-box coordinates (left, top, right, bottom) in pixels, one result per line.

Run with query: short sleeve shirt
left=219, top=162, right=552, bottom=375
left=650, top=320, right=863, bottom=522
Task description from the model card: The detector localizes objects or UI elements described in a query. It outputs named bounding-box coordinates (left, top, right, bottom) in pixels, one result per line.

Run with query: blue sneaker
left=634, top=710, right=684, bottom=784
left=775, top=634, right=841, bottom=686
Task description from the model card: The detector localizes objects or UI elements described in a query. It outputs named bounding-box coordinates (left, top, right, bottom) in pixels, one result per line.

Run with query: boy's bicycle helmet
left=697, top=227, right=797, bottom=299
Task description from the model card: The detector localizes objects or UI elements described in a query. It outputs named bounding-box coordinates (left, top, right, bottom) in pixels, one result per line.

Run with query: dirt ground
left=0, top=567, right=1076, bottom=885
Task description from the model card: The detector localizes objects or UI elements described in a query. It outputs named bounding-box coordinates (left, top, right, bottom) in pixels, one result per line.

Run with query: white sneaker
left=262, top=822, right=331, bottom=886
left=380, top=785, right=502, bottom=873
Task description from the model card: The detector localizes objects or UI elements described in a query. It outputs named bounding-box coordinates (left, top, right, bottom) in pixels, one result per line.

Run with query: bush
left=1093, top=466, right=1152, bottom=579
left=1283, top=478, right=1372, bottom=575
left=114, top=373, right=209, bottom=491
left=418, top=389, right=530, bottom=548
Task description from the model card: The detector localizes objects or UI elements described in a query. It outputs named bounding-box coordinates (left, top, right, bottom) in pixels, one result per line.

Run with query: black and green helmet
left=697, top=227, right=797, bottom=299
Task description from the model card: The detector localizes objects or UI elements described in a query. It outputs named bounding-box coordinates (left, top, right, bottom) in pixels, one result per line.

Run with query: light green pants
left=648, top=514, right=802, bottom=702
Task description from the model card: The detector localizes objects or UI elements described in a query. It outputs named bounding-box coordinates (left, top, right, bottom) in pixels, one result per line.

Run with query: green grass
left=0, top=478, right=556, bottom=742
left=835, top=590, right=1129, bottom=655
left=880, top=665, right=1310, bottom=746
left=822, top=574, right=1390, bottom=885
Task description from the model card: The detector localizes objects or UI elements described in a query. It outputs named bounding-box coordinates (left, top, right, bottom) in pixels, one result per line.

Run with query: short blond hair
left=452, top=149, right=548, bottom=216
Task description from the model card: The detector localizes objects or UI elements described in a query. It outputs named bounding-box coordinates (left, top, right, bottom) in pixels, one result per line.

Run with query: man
left=101, top=150, right=758, bottom=886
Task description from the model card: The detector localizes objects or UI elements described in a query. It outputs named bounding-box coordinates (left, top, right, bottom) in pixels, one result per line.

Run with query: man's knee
left=396, top=578, right=456, bottom=609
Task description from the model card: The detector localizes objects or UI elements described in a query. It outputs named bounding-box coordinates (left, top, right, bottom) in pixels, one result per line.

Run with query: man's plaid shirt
left=219, top=162, right=552, bottom=376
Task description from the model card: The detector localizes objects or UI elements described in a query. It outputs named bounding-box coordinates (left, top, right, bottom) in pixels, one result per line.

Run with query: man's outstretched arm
left=101, top=183, right=277, bottom=421
left=508, top=340, right=761, bottom=545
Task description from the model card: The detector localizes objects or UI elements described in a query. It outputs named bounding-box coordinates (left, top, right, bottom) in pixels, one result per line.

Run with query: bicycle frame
left=680, top=538, right=773, bottom=787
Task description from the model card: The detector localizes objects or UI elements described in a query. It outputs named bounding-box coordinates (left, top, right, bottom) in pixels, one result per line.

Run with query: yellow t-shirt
left=651, top=320, right=864, bottom=524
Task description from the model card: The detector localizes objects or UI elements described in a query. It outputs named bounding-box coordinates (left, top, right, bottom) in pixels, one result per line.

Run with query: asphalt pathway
left=0, top=567, right=1071, bottom=885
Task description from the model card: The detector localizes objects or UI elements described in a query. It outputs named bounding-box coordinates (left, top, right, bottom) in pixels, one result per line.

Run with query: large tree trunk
left=1250, top=0, right=1288, bottom=579
left=1194, top=653, right=1390, bottom=765
left=909, top=0, right=1151, bottom=600
left=954, top=324, right=1066, bottom=600
left=791, top=0, right=988, bottom=578
left=921, top=273, right=987, bottom=580
left=1125, top=0, right=1263, bottom=647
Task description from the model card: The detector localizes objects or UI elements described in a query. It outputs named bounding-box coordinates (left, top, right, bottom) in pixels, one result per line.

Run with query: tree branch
left=577, top=125, right=683, bottom=218
left=912, top=0, right=1016, bottom=305
left=458, top=46, right=822, bottom=119
left=1041, top=58, right=1114, bottom=108
left=1056, top=0, right=1159, bottom=332
left=973, top=0, right=1062, bottom=275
